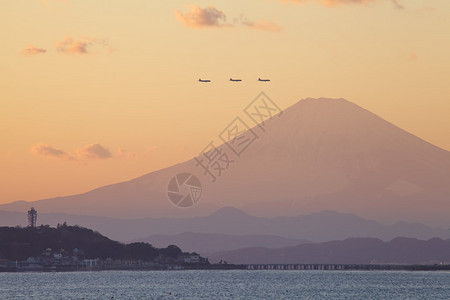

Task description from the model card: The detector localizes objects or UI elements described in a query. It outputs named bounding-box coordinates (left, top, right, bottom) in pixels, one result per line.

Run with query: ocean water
left=0, top=270, right=449, bottom=300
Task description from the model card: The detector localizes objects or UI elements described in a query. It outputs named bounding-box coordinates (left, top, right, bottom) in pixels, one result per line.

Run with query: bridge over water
left=245, top=264, right=450, bottom=271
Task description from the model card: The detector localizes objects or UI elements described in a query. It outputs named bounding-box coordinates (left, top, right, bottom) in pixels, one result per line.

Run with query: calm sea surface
left=0, top=270, right=449, bottom=299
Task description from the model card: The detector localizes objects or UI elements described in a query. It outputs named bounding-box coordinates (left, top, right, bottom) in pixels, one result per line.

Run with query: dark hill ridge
left=0, top=225, right=182, bottom=262
left=209, top=237, right=450, bottom=265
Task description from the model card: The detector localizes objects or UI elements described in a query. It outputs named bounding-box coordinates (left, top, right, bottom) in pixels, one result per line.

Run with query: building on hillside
left=83, top=259, right=98, bottom=268
left=177, top=253, right=208, bottom=264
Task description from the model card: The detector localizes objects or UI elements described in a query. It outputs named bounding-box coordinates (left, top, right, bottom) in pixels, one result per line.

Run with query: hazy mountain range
left=209, top=237, right=450, bottom=265
left=129, top=232, right=309, bottom=256
left=2, top=207, right=449, bottom=245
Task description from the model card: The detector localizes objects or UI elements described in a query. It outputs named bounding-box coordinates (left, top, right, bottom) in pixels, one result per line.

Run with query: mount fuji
left=2, top=98, right=450, bottom=227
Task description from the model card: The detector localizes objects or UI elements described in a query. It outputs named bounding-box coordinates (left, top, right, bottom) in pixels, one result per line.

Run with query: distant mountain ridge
left=1, top=207, right=449, bottom=244
left=209, top=237, right=450, bottom=265
left=130, top=232, right=309, bottom=256
left=1, top=97, right=450, bottom=227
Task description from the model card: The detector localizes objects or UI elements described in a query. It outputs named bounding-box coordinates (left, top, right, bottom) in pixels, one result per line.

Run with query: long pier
left=245, top=264, right=450, bottom=271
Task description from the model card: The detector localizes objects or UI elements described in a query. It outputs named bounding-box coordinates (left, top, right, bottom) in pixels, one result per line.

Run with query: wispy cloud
left=31, top=143, right=120, bottom=161
left=282, top=0, right=403, bottom=8
left=77, top=144, right=112, bottom=160
left=117, top=148, right=138, bottom=159
left=22, top=46, right=47, bottom=56
left=56, top=37, right=110, bottom=55
left=30, top=143, right=74, bottom=160
left=391, top=0, right=404, bottom=9
left=175, top=6, right=229, bottom=28
left=241, top=20, right=283, bottom=32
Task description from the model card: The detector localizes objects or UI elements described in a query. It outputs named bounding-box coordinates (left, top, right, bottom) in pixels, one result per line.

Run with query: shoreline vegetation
left=0, top=224, right=227, bottom=272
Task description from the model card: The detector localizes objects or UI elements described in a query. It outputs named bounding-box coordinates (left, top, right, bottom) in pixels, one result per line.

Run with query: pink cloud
left=176, top=6, right=283, bottom=32
left=30, top=143, right=74, bottom=160
left=56, top=37, right=110, bottom=55
left=175, top=6, right=230, bottom=28
left=77, top=144, right=111, bottom=159
left=22, top=46, right=47, bottom=56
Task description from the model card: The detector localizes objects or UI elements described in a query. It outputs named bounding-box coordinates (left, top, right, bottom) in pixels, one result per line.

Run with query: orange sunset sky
left=1, top=0, right=449, bottom=205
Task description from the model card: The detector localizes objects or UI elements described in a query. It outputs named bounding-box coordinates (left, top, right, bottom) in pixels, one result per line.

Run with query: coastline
left=1, top=263, right=449, bottom=273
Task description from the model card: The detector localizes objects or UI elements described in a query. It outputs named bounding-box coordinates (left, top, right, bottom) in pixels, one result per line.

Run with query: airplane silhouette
left=258, top=78, right=270, bottom=82
left=230, top=78, right=242, bottom=82
left=199, top=79, right=211, bottom=83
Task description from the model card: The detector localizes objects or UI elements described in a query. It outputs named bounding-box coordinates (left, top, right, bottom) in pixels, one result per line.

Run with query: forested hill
left=0, top=224, right=183, bottom=261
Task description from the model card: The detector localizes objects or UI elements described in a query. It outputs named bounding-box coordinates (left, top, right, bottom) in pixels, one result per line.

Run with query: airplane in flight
left=258, top=78, right=270, bottom=82
left=230, top=78, right=242, bottom=82
left=198, top=78, right=211, bottom=83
